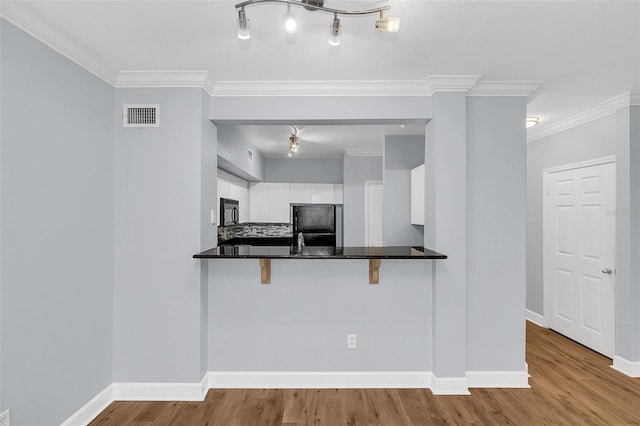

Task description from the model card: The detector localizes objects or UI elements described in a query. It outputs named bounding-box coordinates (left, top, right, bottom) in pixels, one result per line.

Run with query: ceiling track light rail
left=235, top=0, right=399, bottom=44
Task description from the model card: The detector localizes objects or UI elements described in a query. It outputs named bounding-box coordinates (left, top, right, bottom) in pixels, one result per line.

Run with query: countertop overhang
left=193, top=245, right=447, bottom=260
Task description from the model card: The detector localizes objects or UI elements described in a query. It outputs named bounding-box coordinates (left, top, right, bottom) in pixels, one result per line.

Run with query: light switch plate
left=210, top=209, right=216, bottom=225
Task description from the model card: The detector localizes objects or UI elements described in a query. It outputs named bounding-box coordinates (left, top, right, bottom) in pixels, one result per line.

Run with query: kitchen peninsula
left=194, top=244, right=447, bottom=284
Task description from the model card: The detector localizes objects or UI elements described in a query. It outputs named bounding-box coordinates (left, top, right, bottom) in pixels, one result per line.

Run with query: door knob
left=601, top=268, right=613, bottom=274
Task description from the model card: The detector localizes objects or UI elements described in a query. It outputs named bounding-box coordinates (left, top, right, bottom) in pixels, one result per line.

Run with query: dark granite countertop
left=193, top=245, right=447, bottom=259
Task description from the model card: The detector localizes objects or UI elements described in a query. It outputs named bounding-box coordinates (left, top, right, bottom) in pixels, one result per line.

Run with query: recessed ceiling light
left=526, top=116, right=540, bottom=128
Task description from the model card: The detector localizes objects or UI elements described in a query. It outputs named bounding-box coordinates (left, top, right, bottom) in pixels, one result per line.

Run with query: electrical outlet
left=210, top=209, right=216, bottom=225
left=0, top=409, right=10, bottom=426
left=347, top=334, right=357, bottom=349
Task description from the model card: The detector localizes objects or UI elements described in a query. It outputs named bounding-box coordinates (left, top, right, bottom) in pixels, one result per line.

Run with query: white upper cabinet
left=411, top=164, right=425, bottom=226
left=249, top=183, right=270, bottom=223
left=333, top=184, right=344, bottom=204
left=289, top=183, right=313, bottom=203
left=250, top=182, right=343, bottom=223
left=311, top=184, right=334, bottom=203
left=269, top=183, right=291, bottom=223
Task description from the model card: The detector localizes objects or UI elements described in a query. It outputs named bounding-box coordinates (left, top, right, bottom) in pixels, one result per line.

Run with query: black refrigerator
left=292, top=204, right=337, bottom=246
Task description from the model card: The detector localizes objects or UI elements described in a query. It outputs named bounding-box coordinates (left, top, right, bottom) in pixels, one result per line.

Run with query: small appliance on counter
left=291, top=204, right=337, bottom=247
left=220, top=197, right=239, bottom=226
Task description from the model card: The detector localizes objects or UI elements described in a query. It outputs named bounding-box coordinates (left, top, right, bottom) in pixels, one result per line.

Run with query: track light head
left=237, top=8, right=250, bottom=40
left=329, top=14, right=341, bottom=46
left=375, top=15, right=400, bottom=32
left=284, top=3, right=297, bottom=34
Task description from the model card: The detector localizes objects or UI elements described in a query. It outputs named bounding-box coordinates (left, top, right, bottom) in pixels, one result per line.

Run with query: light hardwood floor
left=90, top=322, right=640, bottom=425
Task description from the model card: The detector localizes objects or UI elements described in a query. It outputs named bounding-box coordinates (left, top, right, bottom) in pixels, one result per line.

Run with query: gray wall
left=343, top=156, right=383, bottom=246
left=216, top=124, right=265, bottom=182
left=466, top=97, right=526, bottom=371
left=527, top=107, right=640, bottom=364
left=113, top=88, right=209, bottom=383
left=383, top=135, right=425, bottom=246
left=265, top=158, right=343, bottom=183
left=1, top=20, right=114, bottom=425
left=615, top=105, right=640, bottom=363
left=200, top=92, right=218, bottom=377
left=526, top=115, right=617, bottom=314
left=209, top=259, right=432, bottom=371
left=631, top=106, right=640, bottom=363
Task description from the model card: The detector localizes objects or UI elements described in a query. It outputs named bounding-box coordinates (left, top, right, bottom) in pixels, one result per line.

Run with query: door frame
left=542, top=155, right=616, bottom=330
left=364, top=180, right=383, bottom=247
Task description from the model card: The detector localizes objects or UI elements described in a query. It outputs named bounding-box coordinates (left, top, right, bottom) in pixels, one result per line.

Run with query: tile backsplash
left=218, top=223, right=292, bottom=242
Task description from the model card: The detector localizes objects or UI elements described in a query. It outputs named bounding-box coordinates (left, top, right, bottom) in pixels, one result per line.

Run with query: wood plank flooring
left=90, top=322, right=640, bottom=425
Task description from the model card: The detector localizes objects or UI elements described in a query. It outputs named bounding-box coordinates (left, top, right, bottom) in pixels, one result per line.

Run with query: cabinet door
left=269, top=183, right=291, bottom=223
left=311, top=184, right=334, bottom=203
left=289, top=183, right=313, bottom=203
left=333, top=184, right=344, bottom=204
left=410, top=164, right=425, bottom=225
left=249, top=183, right=270, bottom=222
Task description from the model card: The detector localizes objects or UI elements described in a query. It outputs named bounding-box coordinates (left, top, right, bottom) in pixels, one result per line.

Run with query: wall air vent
left=123, top=104, right=160, bottom=128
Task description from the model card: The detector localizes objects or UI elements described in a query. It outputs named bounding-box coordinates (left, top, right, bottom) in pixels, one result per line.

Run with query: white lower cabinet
left=411, top=164, right=425, bottom=225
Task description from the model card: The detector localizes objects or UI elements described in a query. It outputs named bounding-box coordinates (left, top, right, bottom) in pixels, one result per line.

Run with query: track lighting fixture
left=235, top=0, right=400, bottom=43
left=289, top=127, right=300, bottom=155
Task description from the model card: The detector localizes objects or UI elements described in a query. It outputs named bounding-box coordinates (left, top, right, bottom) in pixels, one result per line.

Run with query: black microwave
left=220, top=198, right=239, bottom=226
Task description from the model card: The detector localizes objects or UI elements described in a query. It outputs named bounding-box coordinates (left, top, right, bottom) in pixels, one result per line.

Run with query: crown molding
left=424, top=75, right=481, bottom=93
left=211, top=80, right=431, bottom=97
left=467, top=81, right=542, bottom=100
left=527, top=90, right=640, bottom=143
left=0, top=1, right=118, bottom=85
left=344, top=149, right=383, bottom=157
left=116, top=71, right=216, bottom=96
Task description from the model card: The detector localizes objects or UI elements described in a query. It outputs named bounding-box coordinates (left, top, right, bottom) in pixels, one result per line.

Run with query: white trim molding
left=0, top=1, right=119, bottom=85
left=112, top=381, right=207, bottom=402
left=116, top=71, right=216, bottom=96
left=611, top=356, right=640, bottom=378
left=211, top=80, right=431, bottom=97
left=467, top=80, right=542, bottom=99
left=528, top=90, right=640, bottom=143
left=425, top=75, right=481, bottom=93
left=466, top=371, right=530, bottom=388
left=526, top=309, right=545, bottom=327
left=207, top=371, right=432, bottom=389
left=61, top=385, right=113, bottom=426
left=344, top=149, right=383, bottom=157
left=430, top=375, right=470, bottom=395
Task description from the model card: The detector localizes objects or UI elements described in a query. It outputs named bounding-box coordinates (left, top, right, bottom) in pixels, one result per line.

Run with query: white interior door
left=545, top=161, right=615, bottom=357
left=365, top=182, right=383, bottom=247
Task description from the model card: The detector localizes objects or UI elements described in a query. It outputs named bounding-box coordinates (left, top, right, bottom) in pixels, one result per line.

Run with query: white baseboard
left=63, top=368, right=528, bottom=423
left=207, top=371, right=432, bottom=389
left=430, top=375, right=470, bottom=395
left=611, top=355, right=640, bottom=378
left=526, top=309, right=545, bottom=327
left=466, top=370, right=530, bottom=388
left=112, top=381, right=206, bottom=401
left=61, top=385, right=113, bottom=426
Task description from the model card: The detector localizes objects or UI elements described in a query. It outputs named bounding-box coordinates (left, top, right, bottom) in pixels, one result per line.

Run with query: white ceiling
left=3, top=0, right=639, bottom=156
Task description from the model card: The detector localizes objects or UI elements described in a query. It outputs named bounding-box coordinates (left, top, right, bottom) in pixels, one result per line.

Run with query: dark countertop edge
left=193, top=246, right=447, bottom=260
